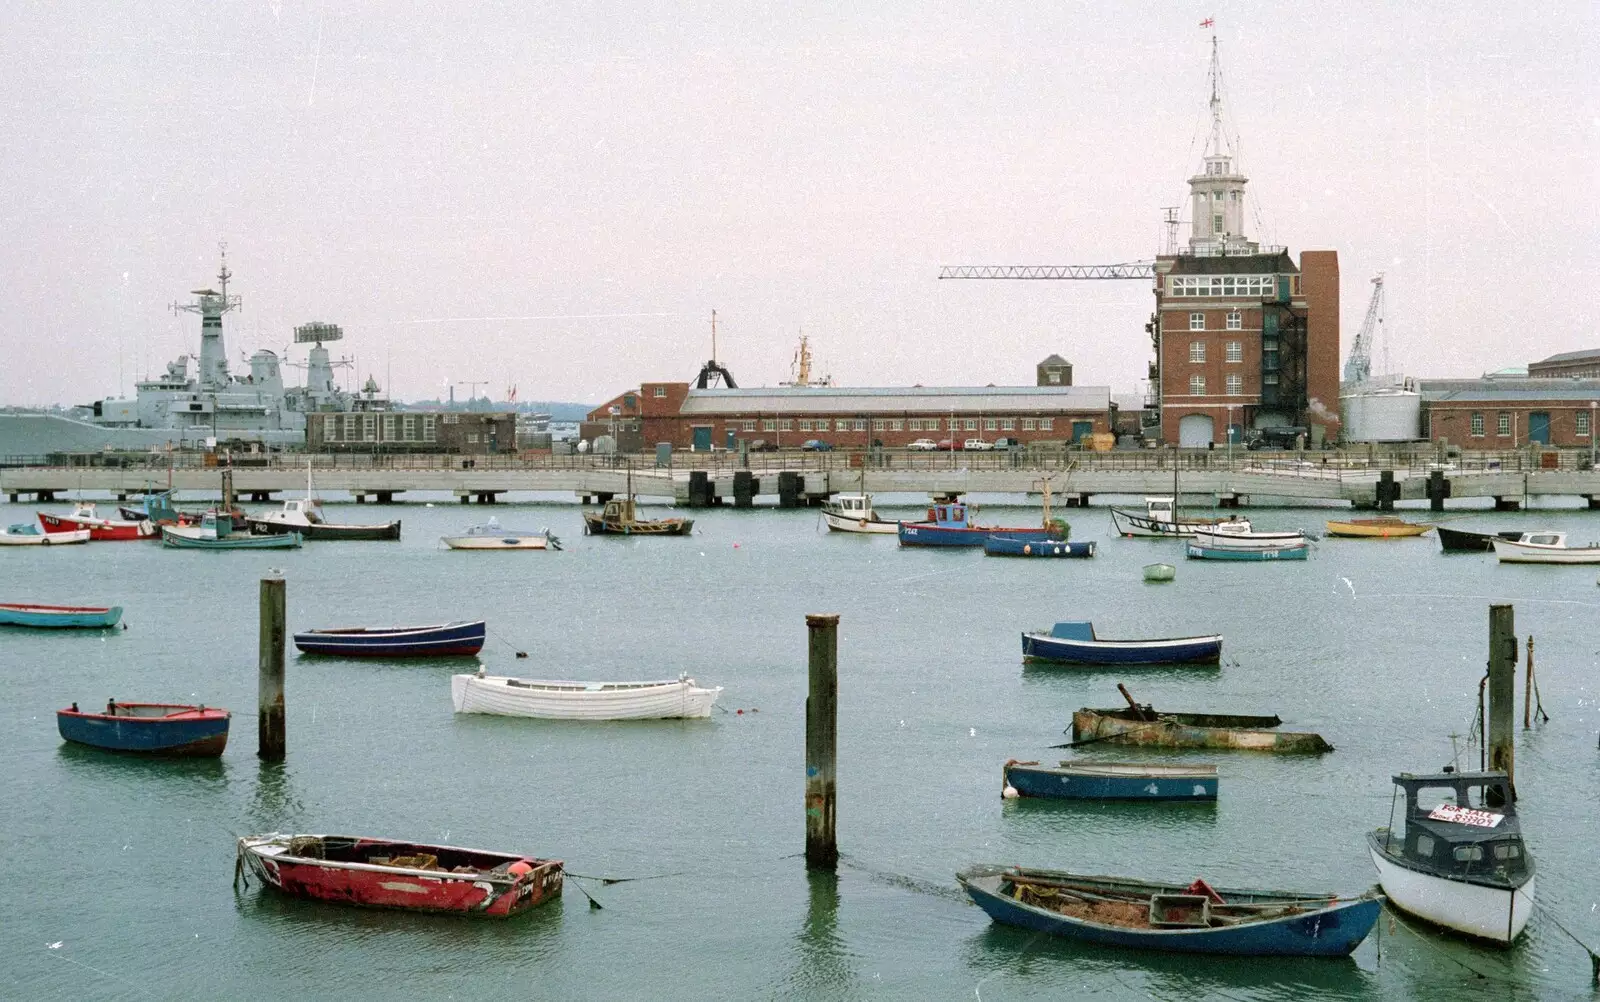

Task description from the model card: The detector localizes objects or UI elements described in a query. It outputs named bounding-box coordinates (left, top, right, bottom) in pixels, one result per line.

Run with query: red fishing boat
left=236, top=833, right=563, bottom=917
left=38, top=503, right=154, bottom=541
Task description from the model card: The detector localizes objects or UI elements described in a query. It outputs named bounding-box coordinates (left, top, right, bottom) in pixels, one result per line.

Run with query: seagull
left=1339, top=576, right=1355, bottom=598
left=47, top=942, right=62, bottom=950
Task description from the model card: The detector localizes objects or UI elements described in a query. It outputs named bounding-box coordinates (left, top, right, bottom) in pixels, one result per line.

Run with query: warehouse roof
left=680, top=385, right=1111, bottom=416
left=1166, top=250, right=1297, bottom=275
left=1420, top=377, right=1600, bottom=403
left=1531, top=348, right=1600, bottom=365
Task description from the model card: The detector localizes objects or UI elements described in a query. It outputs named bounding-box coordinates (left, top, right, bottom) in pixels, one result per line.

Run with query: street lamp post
left=1226, top=404, right=1237, bottom=466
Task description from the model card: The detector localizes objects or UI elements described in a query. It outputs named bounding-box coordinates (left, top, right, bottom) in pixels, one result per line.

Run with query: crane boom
left=1343, top=274, right=1384, bottom=385
left=938, top=263, right=1156, bottom=280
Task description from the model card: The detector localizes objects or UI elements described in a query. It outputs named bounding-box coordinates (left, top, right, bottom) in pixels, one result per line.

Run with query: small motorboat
left=820, top=493, right=899, bottom=535
left=1435, top=525, right=1525, bottom=553
left=236, top=833, right=563, bottom=917
left=38, top=503, right=154, bottom=541
left=442, top=518, right=561, bottom=549
left=57, top=701, right=229, bottom=755
left=983, top=537, right=1096, bottom=558
left=958, top=865, right=1381, bottom=956
left=248, top=498, right=401, bottom=540
left=1071, top=706, right=1333, bottom=754
left=1491, top=531, right=1600, bottom=565
left=294, top=620, right=486, bottom=658
left=0, top=603, right=123, bottom=628
left=451, top=670, right=722, bottom=720
left=1110, top=498, right=1251, bottom=539
left=1002, top=760, right=1218, bottom=801
left=1022, top=621, right=1221, bottom=666
left=1368, top=770, right=1534, bottom=945
left=0, top=523, right=89, bottom=545
left=1324, top=517, right=1431, bottom=538
left=163, top=513, right=302, bottom=549
left=1142, top=563, right=1176, bottom=583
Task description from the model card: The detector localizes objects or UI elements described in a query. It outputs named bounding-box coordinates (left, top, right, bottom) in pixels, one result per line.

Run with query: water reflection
left=55, top=739, right=228, bottom=790
left=1019, top=660, right=1222, bottom=688
left=1001, top=795, right=1219, bottom=838
left=776, top=868, right=857, bottom=996
left=244, top=760, right=307, bottom=832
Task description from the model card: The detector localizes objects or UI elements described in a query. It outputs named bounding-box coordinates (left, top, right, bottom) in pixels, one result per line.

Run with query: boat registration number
left=1427, top=804, right=1504, bottom=828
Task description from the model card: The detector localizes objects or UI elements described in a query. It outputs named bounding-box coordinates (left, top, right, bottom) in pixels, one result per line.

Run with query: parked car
left=748, top=439, right=779, bottom=452
left=936, top=439, right=960, bottom=451
left=802, top=439, right=833, bottom=452
left=907, top=438, right=939, bottom=451
left=993, top=437, right=1020, bottom=451
left=963, top=438, right=994, bottom=451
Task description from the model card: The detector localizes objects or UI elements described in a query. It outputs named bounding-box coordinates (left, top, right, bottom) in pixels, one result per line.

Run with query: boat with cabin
left=821, top=493, right=899, bottom=534
left=1324, top=517, right=1432, bottom=538
left=163, top=512, right=302, bottom=549
left=1001, top=760, right=1218, bottom=801
left=1022, top=621, right=1221, bottom=666
left=236, top=833, right=563, bottom=918
left=38, top=503, right=153, bottom=541
left=957, top=864, right=1381, bottom=957
left=0, top=603, right=123, bottom=628
left=1071, top=706, right=1333, bottom=754
left=898, top=494, right=1063, bottom=548
left=1491, top=531, right=1600, bottom=564
left=1435, top=525, right=1525, bottom=553
left=1368, top=770, right=1534, bottom=945
left=1110, top=498, right=1251, bottom=539
left=294, top=620, right=487, bottom=658
left=451, top=670, right=723, bottom=720
left=0, top=523, right=89, bottom=545
left=249, top=497, right=401, bottom=541
left=582, top=495, right=693, bottom=536
left=57, top=700, right=230, bottom=755
left=441, top=518, right=561, bottom=549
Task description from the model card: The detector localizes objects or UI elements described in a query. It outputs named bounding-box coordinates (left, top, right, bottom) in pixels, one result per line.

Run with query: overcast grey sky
left=1, top=2, right=1594, bottom=407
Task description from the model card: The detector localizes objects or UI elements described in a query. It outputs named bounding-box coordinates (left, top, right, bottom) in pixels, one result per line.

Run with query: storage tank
left=1341, top=376, right=1422, bottom=442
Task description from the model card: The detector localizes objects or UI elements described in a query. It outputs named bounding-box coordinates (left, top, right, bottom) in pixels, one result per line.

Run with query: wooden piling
left=258, top=577, right=286, bottom=760
left=1524, top=635, right=1534, bottom=730
left=805, top=613, right=839, bottom=869
left=222, top=469, right=236, bottom=511
left=1487, top=604, right=1515, bottom=801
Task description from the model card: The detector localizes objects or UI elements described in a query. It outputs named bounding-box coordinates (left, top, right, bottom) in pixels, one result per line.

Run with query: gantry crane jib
left=938, top=263, right=1156, bottom=281
left=1342, top=274, right=1385, bottom=386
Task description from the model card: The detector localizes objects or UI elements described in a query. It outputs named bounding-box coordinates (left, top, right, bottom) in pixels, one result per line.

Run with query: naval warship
left=1, top=249, right=367, bottom=456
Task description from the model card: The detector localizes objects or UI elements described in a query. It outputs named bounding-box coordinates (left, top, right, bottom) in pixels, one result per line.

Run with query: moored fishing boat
left=38, top=503, right=153, bottom=541
left=0, top=603, right=122, bottom=628
left=442, top=518, right=561, bottom=549
left=958, top=864, right=1381, bottom=956
left=1186, top=540, right=1308, bottom=561
left=1002, top=760, right=1217, bottom=801
left=821, top=493, right=899, bottom=534
left=1325, top=517, right=1431, bottom=538
left=236, top=833, right=563, bottom=917
left=162, top=513, right=301, bottom=549
left=1071, top=706, right=1333, bottom=754
left=451, top=670, right=722, bottom=720
left=983, top=537, right=1096, bottom=558
left=248, top=498, right=400, bottom=540
left=1436, top=525, right=1524, bottom=553
left=1368, top=770, right=1533, bottom=945
left=1189, top=525, right=1308, bottom=549
left=0, top=523, right=90, bottom=545
left=1110, top=497, right=1251, bottom=538
left=294, top=620, right=486, bottom=658
left=1491, top=531, right=1600, bottom=565
left=57, top=701, right=229, bottom=755
left=1022, top=621, right=1221, bottom=665
left=898, top=494, right=1062, bottom=547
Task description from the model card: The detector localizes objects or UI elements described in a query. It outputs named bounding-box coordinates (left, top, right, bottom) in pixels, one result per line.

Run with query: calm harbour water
left=4, top=493, right=1600, bottom=1001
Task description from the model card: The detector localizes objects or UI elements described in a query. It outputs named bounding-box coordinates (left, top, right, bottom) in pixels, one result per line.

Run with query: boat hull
left=57, top=705, right=229, bottom=755
left=1325, top=520, right=1431, bottom=538
left=1143, top=563, right=1176, bottom=582
left=0, top=603, right=123, bottom=628
left=1368, top=835, right=1532, bottom=944
left=983, top=537, right=1095, bottom=558
left=1072, top=709, right=1333, bottom=754
left=899, top=524, right=1057, bottom=547
left=452, top=674, right=722, bottom=720
left=38, top=512, right=151, bottom=540
left=248, top=518, right=401, bottom=541
left=162, top=526, right=302, bottom=549
left=442, top=533, right=551, bottom=549
left=821, top=509, right=899, bottom=534
left=1110, top=508, right=1250, bottom=539
left=1022, top=633, right=1221, bottom=665
left=294, top=620, right=486, bottom=658
left=1436, top=526, right=1522, bottom=553
left=1492, top=539, right=1600, bottom=564
left=0, top=527, right=90, bottom=545
left=581, top=513, right=693, bottom=536
left=1003, top=761, right=1217, bottom=801
left=1186, top=542, right=1308, bottom=560
left=238, top=834, right=562, bottom=918
left=959, top=866, right=1380, bottom=957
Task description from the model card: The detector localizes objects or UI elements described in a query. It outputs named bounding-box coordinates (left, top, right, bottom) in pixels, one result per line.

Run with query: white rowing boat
left=451, top=671, right=722, bottom=720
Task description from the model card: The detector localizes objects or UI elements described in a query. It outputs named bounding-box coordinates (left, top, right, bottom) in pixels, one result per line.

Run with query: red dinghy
left=38, top=503, right=154, bottom=541
left=236, top=833, right=563, bottom=917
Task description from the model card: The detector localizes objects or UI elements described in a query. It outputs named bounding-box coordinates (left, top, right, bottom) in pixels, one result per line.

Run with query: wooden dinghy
left=1022, top=622, right=1221, bottom=666
left=451, top=670, right=722, bottom=720
left=0, top=523, right=90, bottom=545
left=294, top=620, right=486, bottom=658
left=236, top=833, right=562, bottom=917
left=57, top=701, right=229, bottom=755
left=1002, top=760, right=1218, bottom=801
left=0, top=603, right=123, bottom=628
left=958, top=864, right=1380, bottom=957
left=1324, top=517, right=1431, bottom=538
left=1072, top=706, right=1333, bottom=754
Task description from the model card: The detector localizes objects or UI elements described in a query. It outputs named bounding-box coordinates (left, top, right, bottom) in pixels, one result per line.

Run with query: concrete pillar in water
left=258, top=577, right=286, bottom=760
left=1487, top=603, right=1515, bottom=802
left=805, top=613, right=839, bottom=869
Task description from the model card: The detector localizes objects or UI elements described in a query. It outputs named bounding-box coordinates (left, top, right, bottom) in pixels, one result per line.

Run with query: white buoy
left=1002, top=785, right=1020, bottom=799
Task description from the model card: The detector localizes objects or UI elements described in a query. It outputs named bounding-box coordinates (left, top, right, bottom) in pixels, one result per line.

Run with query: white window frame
left=1226, top=310, right=1242, bottom=330
left=1039, top=418, right=1054, bottom=431
left=653, top=386, right=666, bottom=398
left=1497, top=413, right=1511, bottom=437
left=1190, top=374, right=1206, bottom=395
left=1471, top=413, right=1485, bottom=437
left=1189, top=341, right=1206, bottom=363
left=1022, top=418, right=1038, bottom=431
left=1225, top=373, right=1242, bottom=396
left=1577, top=411, right=1591, bottom=437
left=1226, top=341, right=1242, bottom=363
left=1190, top=312, right=1205, bottom=331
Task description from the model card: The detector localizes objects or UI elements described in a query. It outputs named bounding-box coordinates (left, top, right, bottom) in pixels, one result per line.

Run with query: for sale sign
left=1427, top=804, right=1504, bottom=828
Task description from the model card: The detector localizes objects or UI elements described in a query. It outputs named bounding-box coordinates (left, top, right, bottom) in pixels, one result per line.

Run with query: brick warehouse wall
left=1300, top=250, right=1342, bottom=444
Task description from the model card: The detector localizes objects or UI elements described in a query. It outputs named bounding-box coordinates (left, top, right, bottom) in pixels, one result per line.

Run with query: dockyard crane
left=1342, top=274, right=1384, bottom=386
left=455, top=380, right=489, bottom=400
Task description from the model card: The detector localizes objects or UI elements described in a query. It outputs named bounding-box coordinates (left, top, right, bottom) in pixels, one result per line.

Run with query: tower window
left=1227, top=311, right=1242, bottom=330
left=1225, top=374, right=1242, bottom=395
left=1226, top=341, right=1242, bottom=362
left=1189, top=375, right=1206, bottom=395
left=1213, top=214, right=1224, bottom=232
left=1189, top=341, right=1206, bottom=363
left=1190, top=312, right=1205, bottom=331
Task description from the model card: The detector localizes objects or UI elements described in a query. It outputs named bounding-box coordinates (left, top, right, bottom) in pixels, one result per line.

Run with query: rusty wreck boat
left=1072, top=707, right=1333, bottom=755
left=236, top=833, right=563, bottom=917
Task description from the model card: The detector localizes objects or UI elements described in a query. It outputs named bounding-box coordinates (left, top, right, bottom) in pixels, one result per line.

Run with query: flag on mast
left=1200, top=17, right=1214, bottom=28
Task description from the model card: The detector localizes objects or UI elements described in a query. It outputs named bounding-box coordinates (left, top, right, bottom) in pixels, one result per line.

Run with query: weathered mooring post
left=258, top=577, right=286, bottom=760
left=222, top=468, right=236, bottom=511
left=1487, top=603, right=1515, bottom=801
left=805, top=613, right=839, bottom=869
left=1524, top=635, right=1535, bottom=730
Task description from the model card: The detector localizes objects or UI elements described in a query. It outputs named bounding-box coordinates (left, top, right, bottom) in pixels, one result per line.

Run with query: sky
left=0, top=2, right=1594, bottom=407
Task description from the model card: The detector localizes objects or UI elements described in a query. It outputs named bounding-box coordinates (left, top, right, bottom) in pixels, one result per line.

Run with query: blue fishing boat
left=1003, top=760, right=1218, bottom=801
left=0, top=603, right=123, bottom=628
left=958, top=865, right=1381, bottom=957
left=983, top=537, right=1095, bottom=558
left=293, top=620, right=487, bottom=658
left=1021, top=622, right=1222, bottom=666
left=57, top=701, right=230, bottom=756
left=162, top=513, right=302, bottom=550
left=898, top=495, right=1061, bottom=548
left=1185, top=541, right=1308, bottom=561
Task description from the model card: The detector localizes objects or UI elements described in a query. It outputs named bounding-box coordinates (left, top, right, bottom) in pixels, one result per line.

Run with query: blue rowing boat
left=57, top=701, right=230, bottom=756
left=0, top=603, right=123, bottom=628
left=1021, top=621, right=1222, bottom=666
left=983, top=537, right=1095, bottom=558
left=1003, top=760, right=1218, bottom=801
left=958, top=865, right=1381, bottom=957
left=1186, top=542, right=1308, bottom=561
left=293, top=620, right=487, bottom=658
